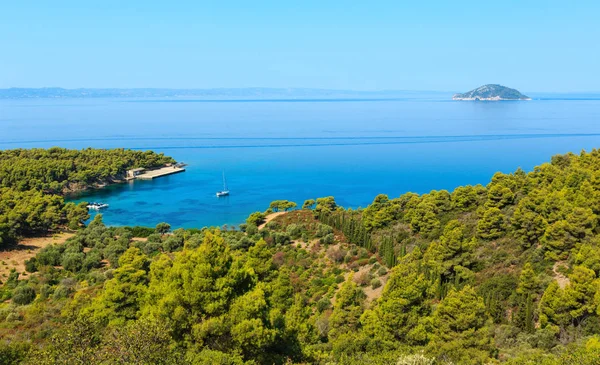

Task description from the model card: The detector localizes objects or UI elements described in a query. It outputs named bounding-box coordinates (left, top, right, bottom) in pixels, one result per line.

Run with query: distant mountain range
left=453, top=84, right=531, bottom=101
left=0, top=87, right=446, bottom=99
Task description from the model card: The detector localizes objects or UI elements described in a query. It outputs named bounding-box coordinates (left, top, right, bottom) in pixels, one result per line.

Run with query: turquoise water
left=2, top=96, right=600, bottom=228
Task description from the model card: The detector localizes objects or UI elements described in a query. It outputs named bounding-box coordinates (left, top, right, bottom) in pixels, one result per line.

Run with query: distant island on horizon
left=453, top=84, right=531, bottom=101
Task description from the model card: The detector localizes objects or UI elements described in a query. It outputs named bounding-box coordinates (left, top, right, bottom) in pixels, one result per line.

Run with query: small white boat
left=216, top=171, right=230, bottom=197
left=87, top=202, right=109, bottom=210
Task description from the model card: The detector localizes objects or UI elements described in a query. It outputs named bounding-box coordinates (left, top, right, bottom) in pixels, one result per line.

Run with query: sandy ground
left=0, top=232, right=74, bottom=281
left=553, top=261, right=570, bottom=289
left=258, top=212, right=286, bottom=230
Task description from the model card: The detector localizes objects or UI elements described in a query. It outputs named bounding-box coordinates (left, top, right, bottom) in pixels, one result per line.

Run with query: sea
left=1, top=93, right=600, bottom=228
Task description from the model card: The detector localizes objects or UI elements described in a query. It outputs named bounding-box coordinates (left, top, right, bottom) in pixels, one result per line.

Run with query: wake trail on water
left=2, top=133, right=600, bottom=149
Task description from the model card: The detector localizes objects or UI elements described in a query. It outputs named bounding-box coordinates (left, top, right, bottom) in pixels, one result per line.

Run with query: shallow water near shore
left=2, top=95, right=600, bottom=228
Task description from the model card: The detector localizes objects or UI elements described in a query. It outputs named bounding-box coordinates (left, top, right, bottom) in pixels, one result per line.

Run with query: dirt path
left=0, top=232, right=74, bottom=280
left=258, top=212, right=286, bottom=230
left=552, top=261, right=570, bottom=289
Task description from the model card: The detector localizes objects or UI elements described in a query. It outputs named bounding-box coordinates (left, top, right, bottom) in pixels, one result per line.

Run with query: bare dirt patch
left=258, top=212, right=287, bottom=230
left=553, top=261, right=570, bottom=289
left=0, top=232, right=74, bottom=280
left=331, top=261, right=389, bottom=307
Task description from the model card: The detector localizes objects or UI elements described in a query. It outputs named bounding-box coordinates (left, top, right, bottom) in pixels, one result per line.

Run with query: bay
left=1, top=95, right=600, bottom=228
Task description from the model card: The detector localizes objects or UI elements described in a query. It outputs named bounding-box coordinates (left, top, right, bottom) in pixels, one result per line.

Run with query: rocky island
left=453, top=84, right=531, bottom=101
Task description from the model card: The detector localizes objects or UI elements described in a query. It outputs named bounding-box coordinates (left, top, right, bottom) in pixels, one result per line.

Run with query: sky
left=1, top=1, right=599, bottom=92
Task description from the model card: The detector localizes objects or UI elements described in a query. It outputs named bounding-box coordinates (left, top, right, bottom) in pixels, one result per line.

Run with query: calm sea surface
left=1, top=95, right=600, bottom=228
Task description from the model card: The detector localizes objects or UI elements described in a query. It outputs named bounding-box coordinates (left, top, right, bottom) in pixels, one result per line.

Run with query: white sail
left=216, top=171, right=230, bottom=197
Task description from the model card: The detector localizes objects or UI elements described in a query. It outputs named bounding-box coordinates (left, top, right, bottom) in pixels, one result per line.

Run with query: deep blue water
left=1, top=95, right=600, bottom=228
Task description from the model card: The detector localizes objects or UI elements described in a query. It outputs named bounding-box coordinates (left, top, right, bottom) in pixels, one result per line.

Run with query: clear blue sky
left=1, top=1, right=598, bottom=91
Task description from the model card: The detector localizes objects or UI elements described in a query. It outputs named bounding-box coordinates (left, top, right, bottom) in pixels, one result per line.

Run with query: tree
left=25, top=316, right=103, bottom=365
left=315, top=196, right=337, bottom=214
left=302, top=199, right=316, bottom=210
left=513, top=263, right=539, bottom=332
left=87, top=247, right=150, bottom=325
left=409, top=201, right=440, bottom=237
left=246, top=212, right=265, bottom=226
left=268, top=200, right=296, bottom=212
left=329, top=276, right=366, bottom=341
left=155, top=222, right=171, bottom=235
left=362, top=194, right=400, bottom=231
left=427, top=286, right=493, bottom=364
left=424, top=220, right=476, bottom=282
left=362, top=261, right=431, bottom=346
left=477, top=207, right=505, bottom=240
left=101, top=317, right=182, bottom=364
left=511, top=198, right=548, bottom=248
left=451, top=185, right=486, bottom=211
left=486, top=185, right=514, bottom=208
left=539, top=266, right=599, bottom=331
left=143, top=231, right=253, bottom=338
left=574, top=243, right=600, bottom=275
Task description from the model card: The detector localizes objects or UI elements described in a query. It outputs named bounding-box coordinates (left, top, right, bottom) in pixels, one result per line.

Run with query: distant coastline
left=0, top=87, right=447, bottom=99
left=1, top=87, right=599, bottom=100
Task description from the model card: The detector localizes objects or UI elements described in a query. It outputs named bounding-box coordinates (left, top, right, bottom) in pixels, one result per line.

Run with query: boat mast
left=222, top=171, right=228, bottom=191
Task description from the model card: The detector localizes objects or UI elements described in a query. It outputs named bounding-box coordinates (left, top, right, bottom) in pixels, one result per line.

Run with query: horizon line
left=1, top=86, right=600, bottom=94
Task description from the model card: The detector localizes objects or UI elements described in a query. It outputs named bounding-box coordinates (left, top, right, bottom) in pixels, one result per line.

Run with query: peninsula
left=453, top=84, right=531, bottom=101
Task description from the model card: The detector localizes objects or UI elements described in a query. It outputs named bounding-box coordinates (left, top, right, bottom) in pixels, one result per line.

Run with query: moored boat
left=87, top=202, right=109, bottom=210
left=216, top=171, right=230, bottom=197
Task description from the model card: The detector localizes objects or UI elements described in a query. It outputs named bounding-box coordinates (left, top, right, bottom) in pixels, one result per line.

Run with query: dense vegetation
left=0, top=148, right=175, bottom=246
left=2, top=148, right=600, bottom=364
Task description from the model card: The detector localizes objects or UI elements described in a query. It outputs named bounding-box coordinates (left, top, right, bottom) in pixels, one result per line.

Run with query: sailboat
left=216, top=171, right=230, bottom=197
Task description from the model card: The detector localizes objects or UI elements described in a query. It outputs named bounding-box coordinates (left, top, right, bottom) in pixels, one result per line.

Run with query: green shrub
left=147, top=233, right=162, bottom=243
left=245, top=224, right=258, bottom=236
left=358, top=248, right=369, bottom=259
left=52, top=285, right=72, bottom=300
left=320, top=233, right=335, bottom=245
left=144, top=241, right=162, bottom=255
left=36, top=245, right=62, bottom=266
left=82, top=250, right=102, bottom=271
left=39, top=284, right=53, bottom=299
left=0, top=341, right=30, bottom=365
left=356, top=258, right=369, bottom=267
left=316, top=223, right=333, bottom=238
left=12, top=285, right=36, bottom=305
left=316, top=297, right=331, bottom=312
left=61, top=252, right=85, bottom=272
left=162, top=235, right=184, bottom=252
left=266, top=221, right=280, bottom=230
left=371, top=279, right=382, bottom=289
left=285, top=223, right=300, bottom=238
left=25, top=257, right=38, bottom=273
left=271, top=232, right=291, bottom=245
